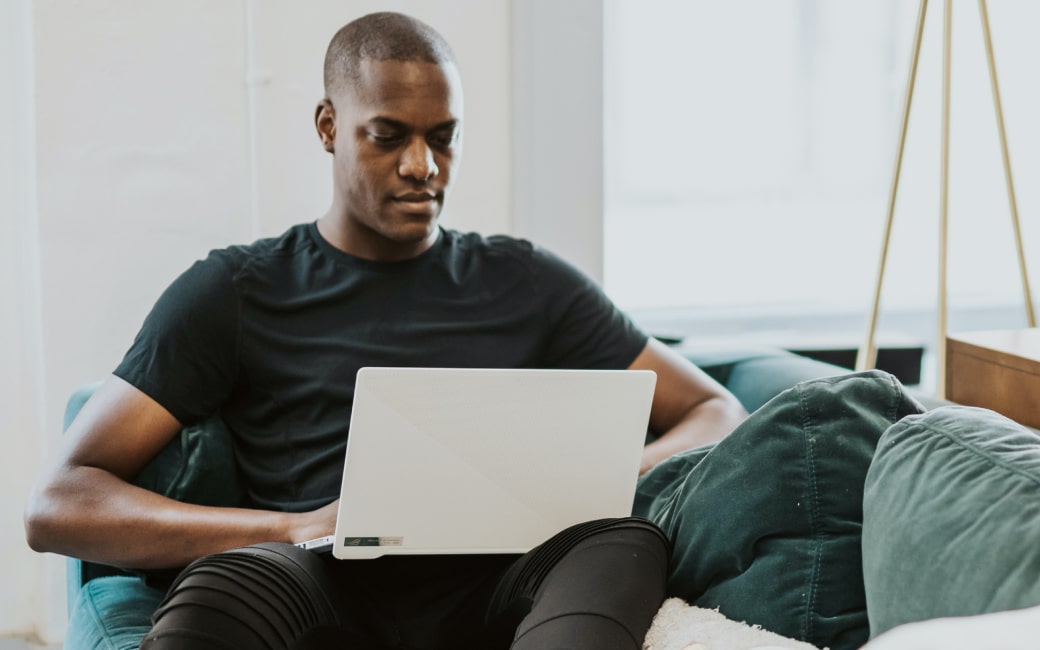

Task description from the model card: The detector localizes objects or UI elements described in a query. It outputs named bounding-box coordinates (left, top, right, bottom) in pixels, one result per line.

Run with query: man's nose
left=398, top=138, right=438, bottom=182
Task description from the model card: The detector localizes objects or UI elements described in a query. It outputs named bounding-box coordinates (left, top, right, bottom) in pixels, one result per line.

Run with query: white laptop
left=298, top=367, right=656, bottom=559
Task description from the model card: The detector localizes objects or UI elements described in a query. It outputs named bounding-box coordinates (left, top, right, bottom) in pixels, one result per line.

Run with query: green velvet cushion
left=64, top=382, right=244, bottom=508
left=862, top=405, right=1040, bottom=638
left=634, top=370, right=924, bottom=650
left=135, top=415, right=245, bottom=507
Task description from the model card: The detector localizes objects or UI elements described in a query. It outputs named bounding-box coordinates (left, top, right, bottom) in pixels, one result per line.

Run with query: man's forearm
left=25, top=465, right=318, bottom=570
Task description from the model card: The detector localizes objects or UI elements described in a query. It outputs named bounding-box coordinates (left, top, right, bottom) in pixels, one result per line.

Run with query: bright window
left=603, top=0, right=1040, bottom=318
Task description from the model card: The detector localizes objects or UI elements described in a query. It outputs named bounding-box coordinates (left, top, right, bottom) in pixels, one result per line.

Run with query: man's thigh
left=141, top=542, right=378, bottom=648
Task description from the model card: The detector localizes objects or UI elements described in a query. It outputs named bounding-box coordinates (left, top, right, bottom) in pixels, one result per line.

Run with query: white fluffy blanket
left=645, top=599, right=1040, bottom=650
left=643, top=598, right=821, bottom=650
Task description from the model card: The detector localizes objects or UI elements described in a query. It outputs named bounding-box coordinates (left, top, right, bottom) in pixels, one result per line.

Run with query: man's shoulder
left=444, top=229, right=583, bottom=277
left=441, top=229, right=538, bottom=265
left=223, top=222, right=313, bottom=260
left=203, top=223, right=316, bottom=278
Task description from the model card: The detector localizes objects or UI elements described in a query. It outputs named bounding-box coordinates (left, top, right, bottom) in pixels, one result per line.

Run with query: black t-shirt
left=115, top=223, right=648, bottom=511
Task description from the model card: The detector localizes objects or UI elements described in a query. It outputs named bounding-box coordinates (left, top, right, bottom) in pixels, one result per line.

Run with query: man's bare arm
left=24, top=375, right=336, bottom=570
left=628, top=338, right=749, bottom=474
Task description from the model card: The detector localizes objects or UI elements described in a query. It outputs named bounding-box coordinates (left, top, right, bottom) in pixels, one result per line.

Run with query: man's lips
left=391, top=191, right=440, bottom=216
left=394, top=192, right=438, bottom=203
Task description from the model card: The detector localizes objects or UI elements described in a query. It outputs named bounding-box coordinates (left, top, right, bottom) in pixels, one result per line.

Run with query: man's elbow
left=708, top=392, right=750, bottom=439
left=23, top=479, right=69, bottom=554
left=24, top=501, right=50, bottom=554
left=722, top=392, right=750, bottom=421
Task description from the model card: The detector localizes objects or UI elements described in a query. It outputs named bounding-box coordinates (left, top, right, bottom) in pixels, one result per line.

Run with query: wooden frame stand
left=854, top=0, right=1036, bottom=398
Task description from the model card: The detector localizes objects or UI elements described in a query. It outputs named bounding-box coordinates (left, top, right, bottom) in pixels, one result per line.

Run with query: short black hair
left=323, top=12, right=457, bottom=98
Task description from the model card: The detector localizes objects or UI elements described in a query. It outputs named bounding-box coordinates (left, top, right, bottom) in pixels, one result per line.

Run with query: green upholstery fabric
left=66, top=577, right=166, bottom=650
left=133, top=415, right=245, bottom=507
left=680, top=346, right=847, bottom=413
left=862, top=405, right=1040, bottom=638
left=633, top=370, right=925, bottom=650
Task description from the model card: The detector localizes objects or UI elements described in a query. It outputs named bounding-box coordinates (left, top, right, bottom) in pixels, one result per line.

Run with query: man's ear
left=315, top=99, right=336, bottom=153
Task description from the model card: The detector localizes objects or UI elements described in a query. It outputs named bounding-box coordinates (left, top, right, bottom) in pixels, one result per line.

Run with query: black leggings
left=140, top=517, right=669, bottom=650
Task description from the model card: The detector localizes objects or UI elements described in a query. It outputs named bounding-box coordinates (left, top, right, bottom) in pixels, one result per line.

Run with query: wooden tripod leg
left=978, top=0, right=1037, bottom=328
left=937, top=0, right=953, bottom=398
left=856, top=0, right=930, bottom=372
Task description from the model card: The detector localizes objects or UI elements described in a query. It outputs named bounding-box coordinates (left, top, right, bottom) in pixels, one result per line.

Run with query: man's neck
left=315, top=212, right=439, bottom=262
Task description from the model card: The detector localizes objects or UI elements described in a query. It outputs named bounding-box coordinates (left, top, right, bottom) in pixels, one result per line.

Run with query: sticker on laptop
left=343, top=537, right=404, bottom=547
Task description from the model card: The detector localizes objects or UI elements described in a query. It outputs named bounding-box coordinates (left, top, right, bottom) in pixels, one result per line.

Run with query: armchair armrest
left=676, top=344, right=849, bottom=412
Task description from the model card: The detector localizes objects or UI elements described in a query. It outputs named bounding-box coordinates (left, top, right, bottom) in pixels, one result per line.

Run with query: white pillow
left=861, top=604, right=1040, bottom=650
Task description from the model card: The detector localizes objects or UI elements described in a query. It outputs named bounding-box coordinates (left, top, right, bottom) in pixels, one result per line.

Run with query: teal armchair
left=61, top=346, right=848, bottom=649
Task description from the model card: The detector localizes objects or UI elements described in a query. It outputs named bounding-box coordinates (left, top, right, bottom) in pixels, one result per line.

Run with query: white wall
left=1, top=0, right=48, bottom=638
left=513, top=0, right=606, bottom=282
left=6, top=0, right=517, bottom=641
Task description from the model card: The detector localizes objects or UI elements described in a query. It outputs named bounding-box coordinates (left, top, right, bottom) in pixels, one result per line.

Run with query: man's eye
left=429, top=132, right=456, bottom=148
left=370, top=133, right=402, bottom=145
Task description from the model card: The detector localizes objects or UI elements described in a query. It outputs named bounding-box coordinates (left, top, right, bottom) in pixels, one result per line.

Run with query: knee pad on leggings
left=493, top=517, right=671, bottom=650
left=140, top=542, right=343, bottom=650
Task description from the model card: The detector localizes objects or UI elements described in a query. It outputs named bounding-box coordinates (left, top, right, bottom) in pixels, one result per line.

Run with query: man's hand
left=288, top=499, right=340, bottom=544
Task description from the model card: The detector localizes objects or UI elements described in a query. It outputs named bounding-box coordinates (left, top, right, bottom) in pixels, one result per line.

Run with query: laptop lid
left=330, top=367, right=656, bottom=559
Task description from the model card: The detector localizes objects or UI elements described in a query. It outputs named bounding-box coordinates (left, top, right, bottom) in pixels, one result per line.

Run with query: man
left=25, top=12, right=747, bottom=649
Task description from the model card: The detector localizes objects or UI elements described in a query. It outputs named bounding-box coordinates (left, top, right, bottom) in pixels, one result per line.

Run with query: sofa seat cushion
left=634, top=370, right=924, bottom=650
left=862, top=405, right=1040, bottom=638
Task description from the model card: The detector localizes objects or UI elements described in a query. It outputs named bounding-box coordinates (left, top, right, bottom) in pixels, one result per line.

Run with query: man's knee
left=141, top=542, right=342, bottom=649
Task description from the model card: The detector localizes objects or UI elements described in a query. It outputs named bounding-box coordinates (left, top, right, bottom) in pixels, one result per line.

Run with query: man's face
left=319, top=58, right=463, bottom=260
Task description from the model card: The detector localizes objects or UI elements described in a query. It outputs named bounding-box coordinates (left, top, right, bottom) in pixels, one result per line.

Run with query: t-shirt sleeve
left=533, top=245, right=649, bottom=369
left=113, top=251, right=240, bottom=424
